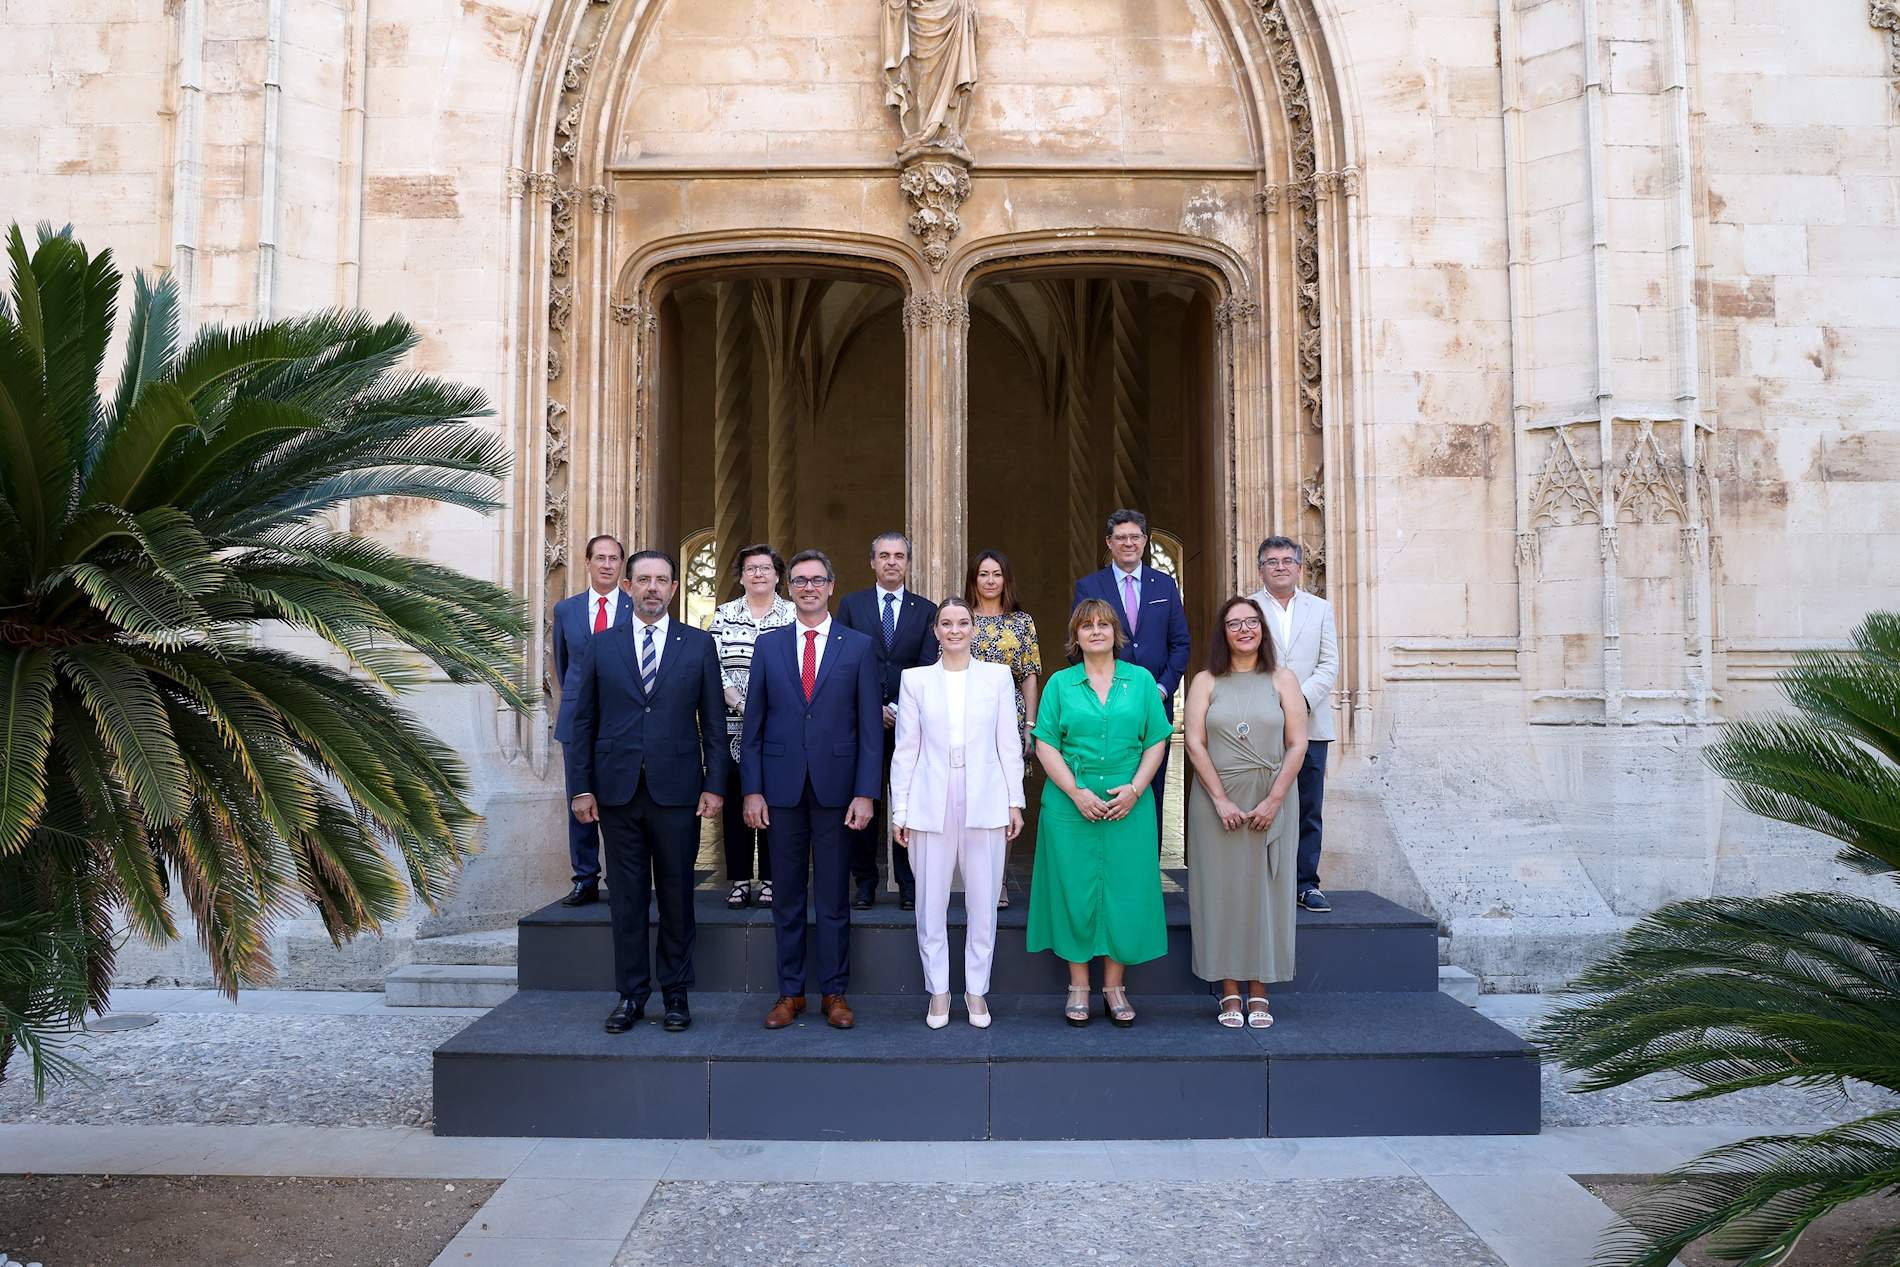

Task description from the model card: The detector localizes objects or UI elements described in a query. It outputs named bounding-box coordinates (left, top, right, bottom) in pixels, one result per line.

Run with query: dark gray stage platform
left=432, top=888, right=1540, bottom=1140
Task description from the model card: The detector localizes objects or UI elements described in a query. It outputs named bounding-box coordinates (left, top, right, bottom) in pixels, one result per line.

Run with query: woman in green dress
left=1027, top=598, right=1173, bottom=1027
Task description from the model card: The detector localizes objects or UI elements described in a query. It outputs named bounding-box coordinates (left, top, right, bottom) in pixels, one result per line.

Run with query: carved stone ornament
left=1256, top=184, right=1282, bottom=214
left=882, top=0, right=980, bottom=161
left=1612, top=421, right=1690, bottom=525
left=1527, top=425, right=1602, bottom=528
left=1213, top=296, right=1260, bottom=330
left=899, top=156, right=972, bottom=272
left=1874, top=1, right=1900, bottom=103
left=548, top=285, right=573, bottom=333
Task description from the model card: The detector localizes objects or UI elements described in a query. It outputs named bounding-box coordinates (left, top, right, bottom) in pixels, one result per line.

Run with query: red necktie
left=801, top=629, right=818, bottom=701
left=593, top=595, right=608, bottom=633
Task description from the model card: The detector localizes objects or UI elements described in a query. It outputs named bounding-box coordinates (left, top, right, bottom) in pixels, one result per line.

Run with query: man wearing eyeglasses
left=741, top=550, right=884, bottom=1032
left=1250, top=536, right=1339, bottom=913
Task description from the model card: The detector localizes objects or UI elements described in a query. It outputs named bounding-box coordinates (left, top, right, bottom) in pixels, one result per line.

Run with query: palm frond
left=107, top=269, right=180, bottom=452
left=0, top=648, right=55, bottom=855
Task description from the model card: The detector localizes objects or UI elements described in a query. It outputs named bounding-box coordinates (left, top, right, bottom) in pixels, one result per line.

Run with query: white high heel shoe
left=925, top=992, right=951, bottom=1029
left=965, top=993, right=992, bottom=1029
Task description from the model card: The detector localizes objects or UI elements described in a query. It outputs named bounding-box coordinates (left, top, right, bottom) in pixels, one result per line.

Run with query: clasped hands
left=1071, top=784, right=1140, bottom=823
left=1211, top=793, right=1282, bottom=833
left=570, top=792, right=726, bottom=823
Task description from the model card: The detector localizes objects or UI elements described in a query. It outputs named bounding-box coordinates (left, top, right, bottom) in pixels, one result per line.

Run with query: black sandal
left=725, top=881, right=749, bottom=909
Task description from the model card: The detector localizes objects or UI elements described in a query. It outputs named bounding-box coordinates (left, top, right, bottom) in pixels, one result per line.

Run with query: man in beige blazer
left=1250, top=535, right=1339, bottom=912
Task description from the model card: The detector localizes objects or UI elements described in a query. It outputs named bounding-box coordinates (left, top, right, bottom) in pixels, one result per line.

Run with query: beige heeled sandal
left=1064, top=984, right=1091, bottom=1027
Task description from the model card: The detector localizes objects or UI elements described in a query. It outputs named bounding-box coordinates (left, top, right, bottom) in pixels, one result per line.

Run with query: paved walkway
left=2, top=988, right=1885, bottom=1266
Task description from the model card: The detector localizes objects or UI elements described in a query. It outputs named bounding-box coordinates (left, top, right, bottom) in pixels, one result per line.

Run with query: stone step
left=1439, top=934, right=1452, bottom=966
left=433, top=989, right=1540, bottom=1140
left=517, top=887, right=1441, bottom=997
left=1439, top=964, right=1480, bottom=1006
left=386, top=964, right=517, bottom=1008
left=412, top=928, right=518, bottom=967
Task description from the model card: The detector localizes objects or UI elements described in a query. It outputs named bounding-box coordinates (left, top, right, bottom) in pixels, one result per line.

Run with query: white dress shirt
left=793, top=615, right=833, bottom=674
left=944, top=663, right=968, bottom=747
left=632, top=612, right=669, bottom=676
left=587, top=585, right=622, bottom=632
left=1262, top=588, right=1294, bottom=650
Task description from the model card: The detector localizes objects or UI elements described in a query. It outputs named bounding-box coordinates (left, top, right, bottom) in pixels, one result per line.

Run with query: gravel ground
left=0, top=1174, right=497, bottom=1267
left=1488, top=1013, right=1900, bottom=1129
left=615, top=1178, right=1504, bottom=1267
left=0, top=1013, right=466, bottom=1129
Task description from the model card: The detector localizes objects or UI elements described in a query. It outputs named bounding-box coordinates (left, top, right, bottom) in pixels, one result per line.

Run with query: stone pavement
left=2, top=988, right=1893, bottom=1266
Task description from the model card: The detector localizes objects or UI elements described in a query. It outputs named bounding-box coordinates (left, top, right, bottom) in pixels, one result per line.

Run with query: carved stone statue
left=882, top=0, right=980, bottom=160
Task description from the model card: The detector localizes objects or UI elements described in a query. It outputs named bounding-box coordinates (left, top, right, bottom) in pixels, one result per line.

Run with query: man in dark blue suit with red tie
left=566, top=549, right=728, bottom=1035
left=550, top=534, right=633, bottom=905
left=1073, top=509, right=1192, bottom=850
left=741, top=549, right=883, bottom=1032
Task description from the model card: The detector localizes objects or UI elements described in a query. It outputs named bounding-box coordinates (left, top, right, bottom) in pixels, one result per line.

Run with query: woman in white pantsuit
left=890, top=597, right=1027, bottom=1029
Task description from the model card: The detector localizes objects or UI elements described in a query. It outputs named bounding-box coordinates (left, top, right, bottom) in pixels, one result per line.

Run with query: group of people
left=551, top=510, right=1340, bottom=1036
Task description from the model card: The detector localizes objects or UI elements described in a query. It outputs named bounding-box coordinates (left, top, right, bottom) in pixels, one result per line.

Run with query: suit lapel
left=898, top=593, right=927, bottom=650
left=1287, top=590, right=1314, bottom=651
left=810, top=621, right=846, bottom=701
left=1103, top=568, right=1136, bottom=639
left=609, top=621, right=645, bottom=699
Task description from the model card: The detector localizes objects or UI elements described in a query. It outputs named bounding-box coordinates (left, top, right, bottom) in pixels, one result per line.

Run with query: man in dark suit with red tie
left=834, top=530, right=939, bottom=910
left=550, top=534, right=633, bottom=906
left=741, top=549, right=884, bottom=1031
left=566, top=549, right=728, bottom=1034
left=1072, top=509, right=1192, bottom=850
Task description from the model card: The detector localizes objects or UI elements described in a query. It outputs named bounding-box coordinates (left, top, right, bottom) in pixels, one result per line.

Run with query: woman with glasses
left=965, top=549, right=1041, bottom=908
left=1183, top=595, right=1309, bottom=1029
left=708, top=544, right=795, bottom=908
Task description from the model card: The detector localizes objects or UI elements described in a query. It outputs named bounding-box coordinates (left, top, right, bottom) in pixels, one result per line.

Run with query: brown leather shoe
left=821, top=994, right=855, bottom=1029
left=763, top=995, right=806, bottom=1029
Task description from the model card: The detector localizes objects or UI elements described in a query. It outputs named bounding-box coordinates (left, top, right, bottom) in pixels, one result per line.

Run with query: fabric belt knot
left=947, top=745, right=967, bottom=769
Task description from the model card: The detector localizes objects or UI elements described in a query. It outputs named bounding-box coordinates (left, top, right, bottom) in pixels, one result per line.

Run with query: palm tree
left=1535, top=611, right=1900, bottom=1267
left=0, top=224, right=525, bottom=1093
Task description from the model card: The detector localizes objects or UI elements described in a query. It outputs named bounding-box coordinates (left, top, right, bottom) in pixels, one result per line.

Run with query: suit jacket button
left=644, top=706, right=651, bottom=713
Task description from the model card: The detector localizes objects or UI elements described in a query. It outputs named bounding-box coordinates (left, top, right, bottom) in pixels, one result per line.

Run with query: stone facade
left=7, top=0, right=1898, bottom=990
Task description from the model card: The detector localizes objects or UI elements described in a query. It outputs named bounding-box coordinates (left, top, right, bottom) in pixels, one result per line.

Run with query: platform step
left=516, top=889, right=1439, bottom=997
left=412, top=928, right=518, bottom=967
left=433, top=989, right=1539, bottom=1140
left=1439, top=965, right=1480, bottom=1006
left=387, top=964, right=518, bottom=1007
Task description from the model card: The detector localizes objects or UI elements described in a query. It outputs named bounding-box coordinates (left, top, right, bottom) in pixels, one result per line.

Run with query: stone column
left=906, top=291, right=967, bottom=600
left=713, top=280, right=754, bottom=596
left=1107, top=280, right=1150, bottom=514
left=752, top=280, right=829, bottom=554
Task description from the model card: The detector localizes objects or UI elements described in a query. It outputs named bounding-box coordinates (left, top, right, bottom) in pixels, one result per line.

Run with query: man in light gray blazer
left=1250, top=535, right=1339, bottom=912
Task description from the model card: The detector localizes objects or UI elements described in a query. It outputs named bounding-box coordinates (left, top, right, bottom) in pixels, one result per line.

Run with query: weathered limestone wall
left=4, top=0, right=1897, bottom=990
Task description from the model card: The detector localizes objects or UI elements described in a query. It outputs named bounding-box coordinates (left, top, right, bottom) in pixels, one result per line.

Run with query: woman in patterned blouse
left=708, top=544, right=795, bottom=908
left=966, top=549, right=1042, bottom=908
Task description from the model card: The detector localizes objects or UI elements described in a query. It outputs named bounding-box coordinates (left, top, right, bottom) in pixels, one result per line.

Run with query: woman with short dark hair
left=1026, top=598, right=1172, bottom=1027
left=1183, top=595, right=1308, bottom=1029
left=708, top=544, right=793, bottom=907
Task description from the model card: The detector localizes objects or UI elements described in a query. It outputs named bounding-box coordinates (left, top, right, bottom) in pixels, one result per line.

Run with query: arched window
left=680, top=527, right=719, bottom=629
left=1147, top=530, right=1183, bottom=586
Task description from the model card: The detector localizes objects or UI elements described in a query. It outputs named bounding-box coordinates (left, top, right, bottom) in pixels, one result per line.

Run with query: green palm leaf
left=0, top=224, right=525, bottom=1092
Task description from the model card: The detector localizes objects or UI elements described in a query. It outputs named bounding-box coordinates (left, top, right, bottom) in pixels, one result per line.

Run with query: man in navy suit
left=741, top=549, right=883, bottom=1031
left=550, top=534, right=633, bottom=905
left=566, top=549, right=728, bottom=1034
left=834, top=531, right=939, bottom=910
left=1072, top=509, right=1192, bottom=850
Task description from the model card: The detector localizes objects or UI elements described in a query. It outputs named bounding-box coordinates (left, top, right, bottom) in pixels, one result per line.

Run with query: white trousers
left=909, top=765, right=1008, bottom=996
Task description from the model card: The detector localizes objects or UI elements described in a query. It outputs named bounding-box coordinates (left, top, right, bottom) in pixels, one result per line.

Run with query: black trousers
left=719, top=758, right=771, bottom=884
left=847, top=726, right=914, bottom=895
left=768, top=781, right=852, bottom=997
left=598, top=776, right=697, bottom=1004
left=1296, top=740, right=1329, bottom=893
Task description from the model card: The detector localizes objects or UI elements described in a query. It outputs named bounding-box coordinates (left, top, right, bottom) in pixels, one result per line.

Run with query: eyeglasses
left=1262, top=558, right=1299, bottom=569
left=741, top=565, right=777, bottom=577
left=1225, top=617, right=1263, bottom=631
left=788, top=575, right=832, bottom=589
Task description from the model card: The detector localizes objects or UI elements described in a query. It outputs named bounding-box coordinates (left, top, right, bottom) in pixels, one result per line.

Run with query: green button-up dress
left=1025, top=660, right=1172, bottom=965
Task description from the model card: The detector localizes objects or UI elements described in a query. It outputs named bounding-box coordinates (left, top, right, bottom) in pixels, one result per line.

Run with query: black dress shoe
left=604, top=997, right=644, bottom=1033
left=851, top=883, right=875, bottom=910
left=663, top=993, right=691, bottom=1032
left=899, top=891, right=916, bottom=912
left=561, top=881, right=599, bottom=907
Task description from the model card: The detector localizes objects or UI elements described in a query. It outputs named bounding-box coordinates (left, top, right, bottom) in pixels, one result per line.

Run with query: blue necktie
left=882, top=592, right=897, bottom=649
left=640, top=625, right=657, bottom=695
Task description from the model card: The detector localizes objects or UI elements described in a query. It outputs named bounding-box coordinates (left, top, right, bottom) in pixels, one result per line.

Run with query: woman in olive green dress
left=1183, top=596, right=1308, bottom=1030
left=1026, top=599, right=1173, bottom=1027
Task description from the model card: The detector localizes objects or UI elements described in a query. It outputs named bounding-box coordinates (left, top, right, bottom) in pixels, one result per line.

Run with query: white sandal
left=1217, top=994, right=1244, bottom=1029
left=1247, top=996, right=1273, bottom=1029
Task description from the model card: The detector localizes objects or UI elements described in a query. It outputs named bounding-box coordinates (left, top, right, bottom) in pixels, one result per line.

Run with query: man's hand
left=696, top=791, right=724, bottom=819
left=893, top=824, right=910, bottom=848
left=570, top=793, right=599, bottom=824
left=882, top=704, right=897, bottom=729
left=1005, top=807, right=1024, bottom=841
left=845, top=796, right=874, bottom=831
left=744, top=793, right=770, bottom=830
